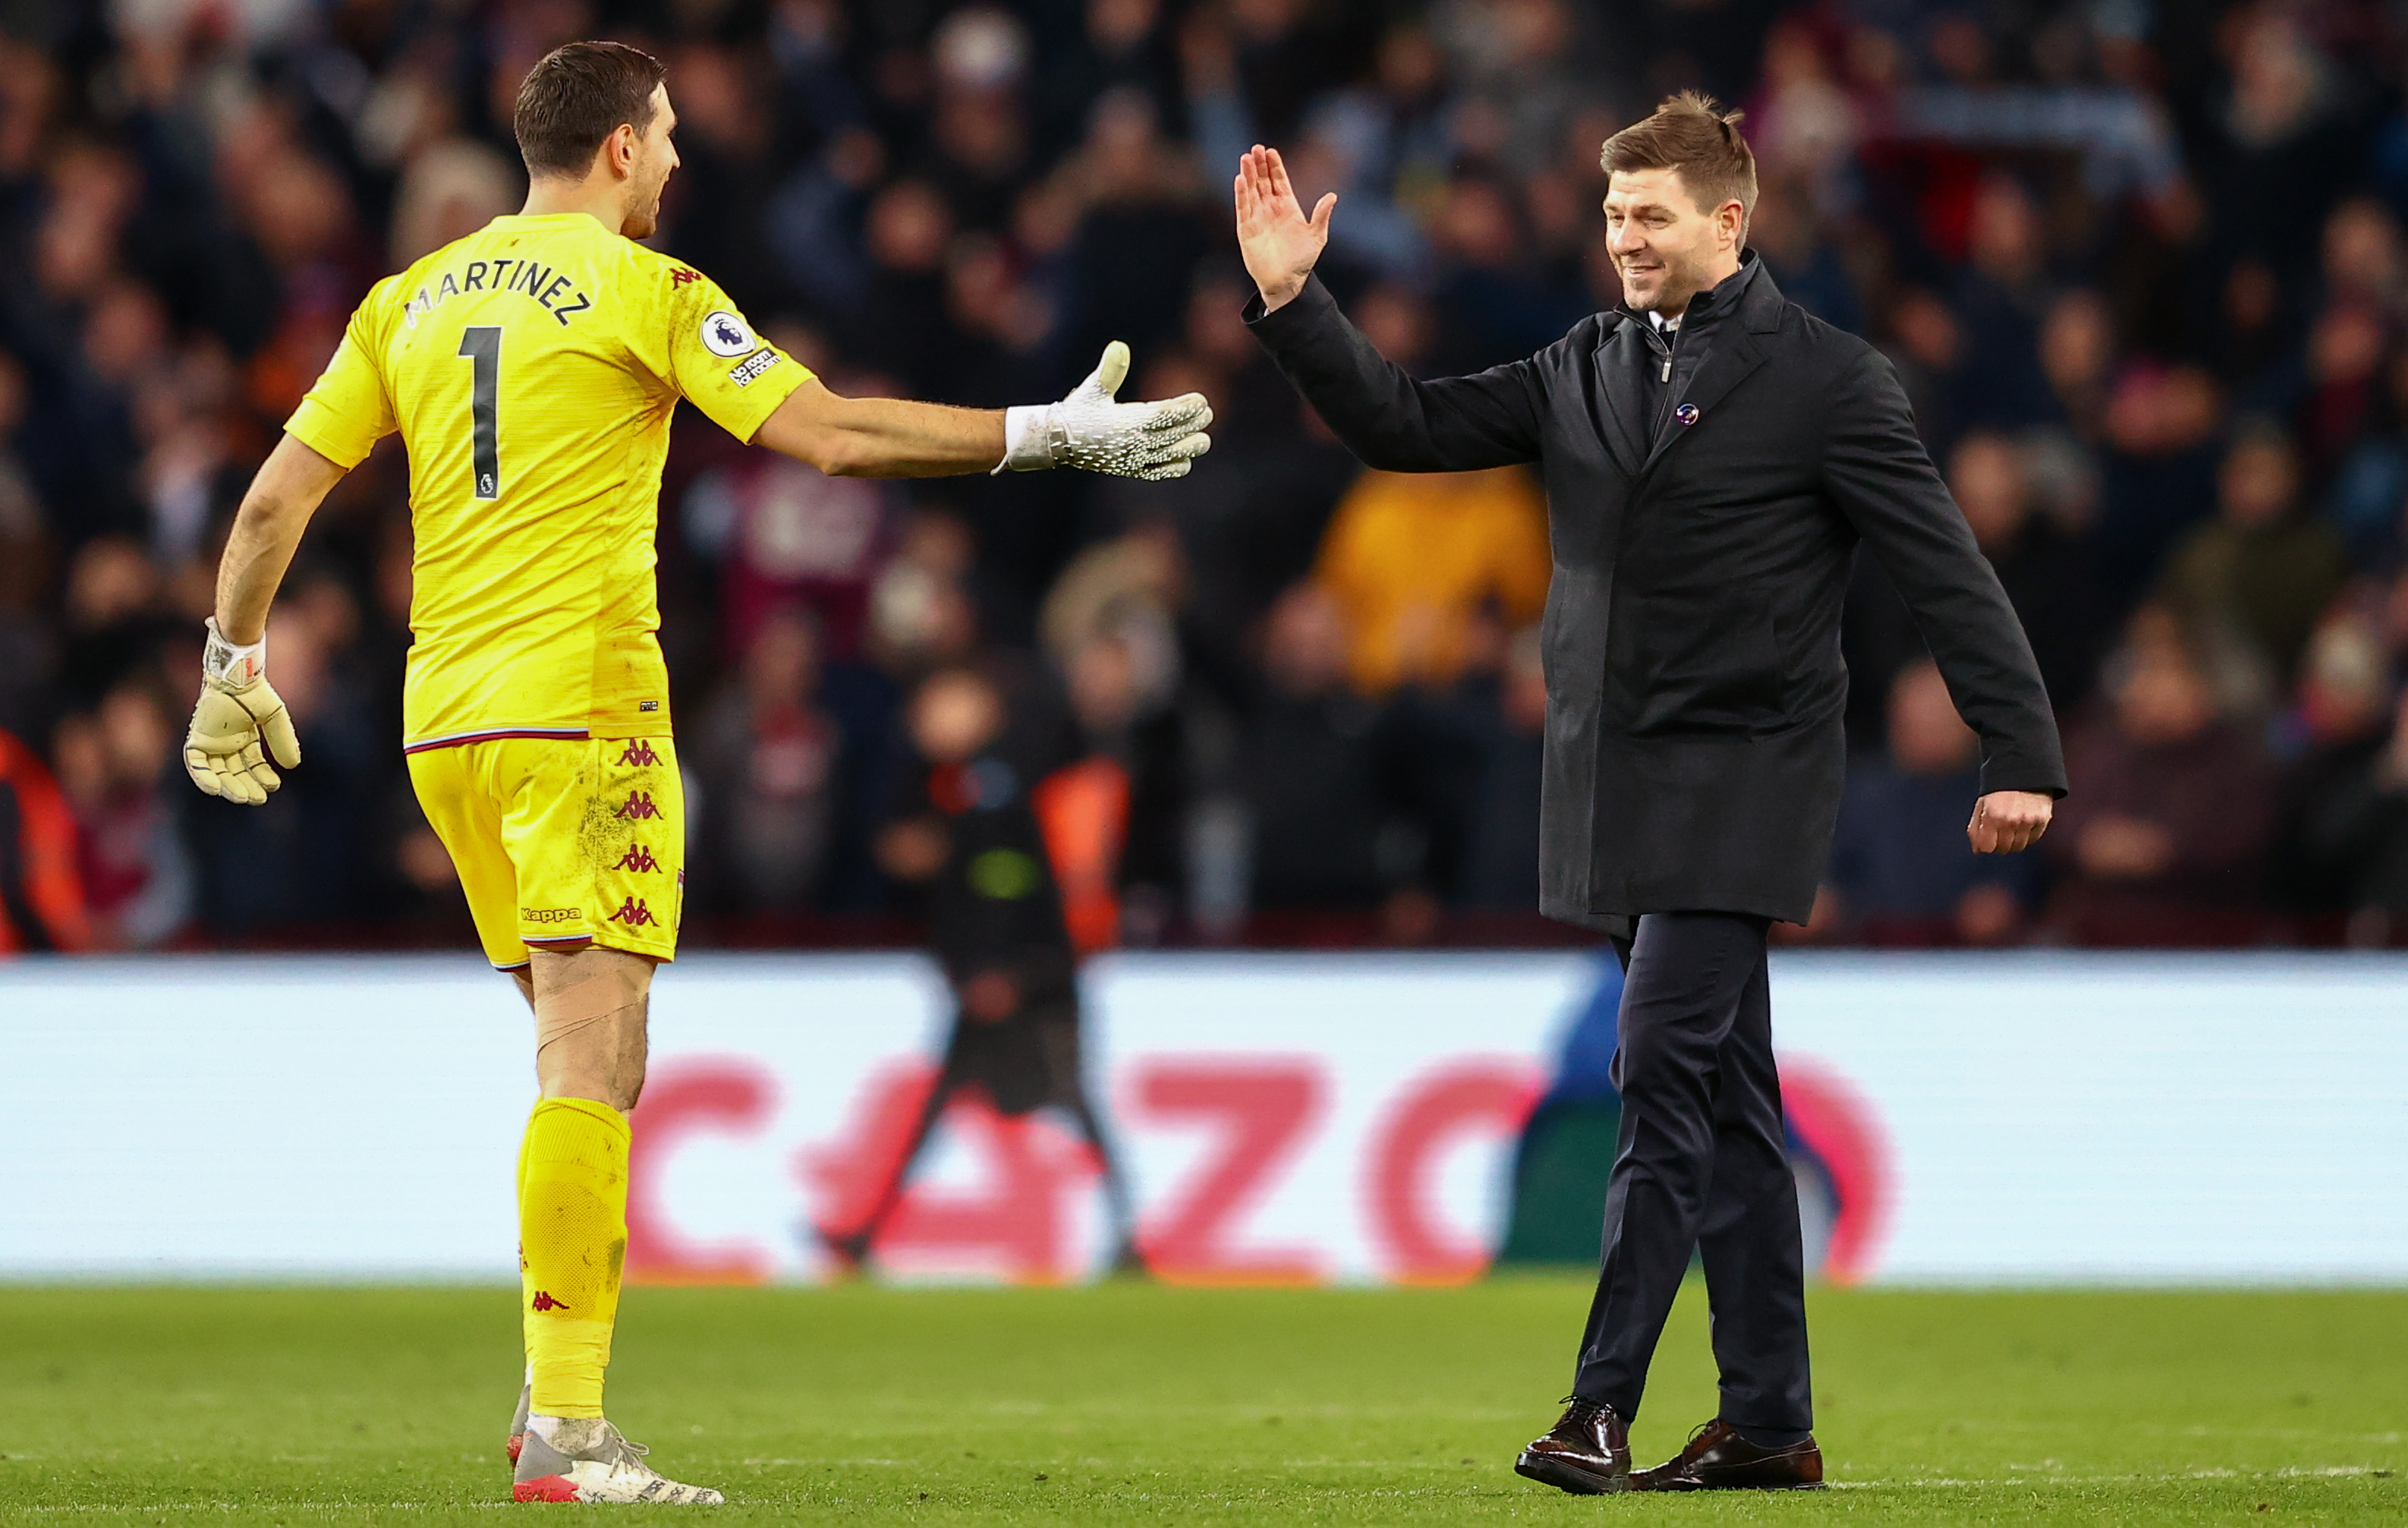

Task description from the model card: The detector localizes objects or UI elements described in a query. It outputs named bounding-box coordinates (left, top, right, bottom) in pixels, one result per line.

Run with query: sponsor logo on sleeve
left=700, top=310, right=758, bottom=358
left=729, top=348, right=782, bottom=388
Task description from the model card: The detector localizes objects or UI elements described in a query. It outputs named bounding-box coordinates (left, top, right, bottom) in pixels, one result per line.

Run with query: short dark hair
left=513, top=41, right=667, bottom=179
left=1601, top=91, right=1758, bottom=227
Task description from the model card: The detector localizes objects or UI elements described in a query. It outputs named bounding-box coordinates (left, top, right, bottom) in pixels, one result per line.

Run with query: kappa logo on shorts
left=618, top=740, right=662, bottom=767
left=616, top=789, right=663, bottom=820
left=521, top=906, right=581, bottom=924
left=530, top=1290, right=568, bottom=1312
left=608, top=896, right=656, bottom=927
left=615, top=843, right=661, bottom=874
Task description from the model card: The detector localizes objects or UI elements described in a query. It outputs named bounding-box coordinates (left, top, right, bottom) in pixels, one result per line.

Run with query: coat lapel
left=1593, top=319, right=1650, bottom=477
left=1638, top=328, right=1766, bottom=477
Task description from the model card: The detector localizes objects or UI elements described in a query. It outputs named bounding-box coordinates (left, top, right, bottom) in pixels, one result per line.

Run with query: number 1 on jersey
left=458, top=326, right=502, bottom=500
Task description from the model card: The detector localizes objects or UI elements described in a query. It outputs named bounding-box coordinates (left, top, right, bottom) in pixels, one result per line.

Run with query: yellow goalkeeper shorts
left=408, top=734, right=684, bottom=969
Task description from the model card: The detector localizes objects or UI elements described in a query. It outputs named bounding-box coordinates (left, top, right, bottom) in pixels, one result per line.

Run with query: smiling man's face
left=1603, top=166, right=1743, bottom=318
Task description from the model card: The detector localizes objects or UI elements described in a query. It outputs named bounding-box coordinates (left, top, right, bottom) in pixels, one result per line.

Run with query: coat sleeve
left=1821, top=345, right=2067, bottom=799
left=1245, top=275, right=1547, bottom=472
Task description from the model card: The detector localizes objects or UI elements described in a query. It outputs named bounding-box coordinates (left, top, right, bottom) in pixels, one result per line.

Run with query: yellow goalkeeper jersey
left=285, top=211, right=812, bottom=754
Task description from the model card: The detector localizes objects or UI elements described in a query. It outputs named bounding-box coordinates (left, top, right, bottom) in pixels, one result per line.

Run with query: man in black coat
left=1234, top=94, right=2063, bottom=1493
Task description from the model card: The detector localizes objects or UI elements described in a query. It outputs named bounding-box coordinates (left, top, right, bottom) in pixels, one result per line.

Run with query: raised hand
left=1233, top=144, right=1336, bottom=313
left=994, top=341, right=1213, bottom=481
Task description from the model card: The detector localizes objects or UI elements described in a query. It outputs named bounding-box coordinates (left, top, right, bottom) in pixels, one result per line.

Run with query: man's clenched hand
left=184, top=619, right=301, bottom=806
left=1967, top=789, right=2052, bottom=854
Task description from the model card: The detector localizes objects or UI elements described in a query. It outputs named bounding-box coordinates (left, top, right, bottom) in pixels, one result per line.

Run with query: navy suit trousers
left=1570, top=911, right=1812, bottom=1434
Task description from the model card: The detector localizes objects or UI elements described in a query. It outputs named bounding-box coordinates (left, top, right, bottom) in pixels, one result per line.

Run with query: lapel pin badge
left=1674, top=402, right=1701, bottom=427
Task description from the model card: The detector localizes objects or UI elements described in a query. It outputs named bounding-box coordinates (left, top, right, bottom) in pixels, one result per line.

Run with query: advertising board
left=2, top=953, right=2403, bottom=1284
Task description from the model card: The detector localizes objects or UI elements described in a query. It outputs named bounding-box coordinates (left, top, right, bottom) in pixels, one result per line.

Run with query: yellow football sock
left=518, top=1122, right=532, bottom=1379
left=519, top=1096, right=631, bottom=1419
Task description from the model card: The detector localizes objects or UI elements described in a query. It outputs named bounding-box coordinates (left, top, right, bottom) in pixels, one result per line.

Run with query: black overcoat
left=1245, top=258, right=2066, bottom=927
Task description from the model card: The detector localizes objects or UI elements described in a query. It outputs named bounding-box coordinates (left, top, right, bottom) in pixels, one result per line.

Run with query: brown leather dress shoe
left=1632, top=1419, right=1824, bottom=1490
left=1514, top=1396, right=1632, bottom=1495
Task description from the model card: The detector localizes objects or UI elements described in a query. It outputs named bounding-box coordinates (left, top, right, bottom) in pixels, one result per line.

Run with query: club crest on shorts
left=1675, top=402, right=1701, bottom=427
left=699, top=310, right=757, bottom=358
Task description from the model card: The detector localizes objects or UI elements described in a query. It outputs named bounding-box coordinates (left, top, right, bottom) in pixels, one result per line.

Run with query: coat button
left=1675, top=402, right=1700, bottom=426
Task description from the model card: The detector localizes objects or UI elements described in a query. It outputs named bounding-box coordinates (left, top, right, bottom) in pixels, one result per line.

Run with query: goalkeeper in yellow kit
left=182, top=40, right=1210, bottom=1506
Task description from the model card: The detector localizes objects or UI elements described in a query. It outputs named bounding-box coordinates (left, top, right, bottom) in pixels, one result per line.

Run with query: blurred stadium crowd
left=8, top=0, right=2408, bottom=952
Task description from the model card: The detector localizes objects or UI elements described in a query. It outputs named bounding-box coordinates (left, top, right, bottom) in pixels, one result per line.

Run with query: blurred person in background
left=2037, top=290, right=2117, bottom=443
left=1877, top=287, right=1968, bottom=465
left=921, top=8, right=1037, bottom=233
left=691, top=606, right=840, bottom=915
left=2048, top=613, right=2277, bottom=943
left=2321, top=346, right=2408, bottom=567
left=1821, top=660, right=2038, bottom=947
left=681, top=418, right=904, bottom=666
left=52, top=676, right=192, bottom=949
left=57, top=537, right=174, bottom=713
left=1745, top=175, right=1862, bottom=335
left=1947, top=174, right=2059, bottom=433
left=1432, top=616, right=1548, bottom=914
left=2283, top=682, right=2408, bottom=941
left=1310, top=461, right=1550, bottom=696
left=2155, top=419, right=2347, bottom=690
left=2195, top=8, right=2375, bottom=298
left=1056, top=87, right=1213, bottom=380
left=844, top=179, right=968, bottom=402
left=1040, top=521, right=1189, bottom=940
left=831, top=663, right=1139, bottom=1271
left=2270, top=610, right=2396, bottom=919
left=1950, top=430, right=2111, bottom=717
left=1236, top=581, right=1432, bottom=925
left=0, top=721, right=91, bottom=954
left=2095, top=362, right=2224, bottom=603
left=1036, top=0, right=1186, bottom=165
left=183, top=578, right=388, bottom=934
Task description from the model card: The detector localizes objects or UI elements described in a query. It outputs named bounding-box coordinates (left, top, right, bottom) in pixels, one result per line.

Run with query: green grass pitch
left=1, top=1280, right=2403, bottom=1524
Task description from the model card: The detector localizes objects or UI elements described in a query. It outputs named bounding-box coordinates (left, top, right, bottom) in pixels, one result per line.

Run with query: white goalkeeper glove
left=994, top=341, right=1213, bottom=480
left=184, top=617, right=301, bottom=806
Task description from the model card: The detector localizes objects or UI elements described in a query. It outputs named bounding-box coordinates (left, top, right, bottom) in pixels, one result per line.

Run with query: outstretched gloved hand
left=184, top=618, right=301, bottom=806
left=994, top=341, right=1213, bottom=481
